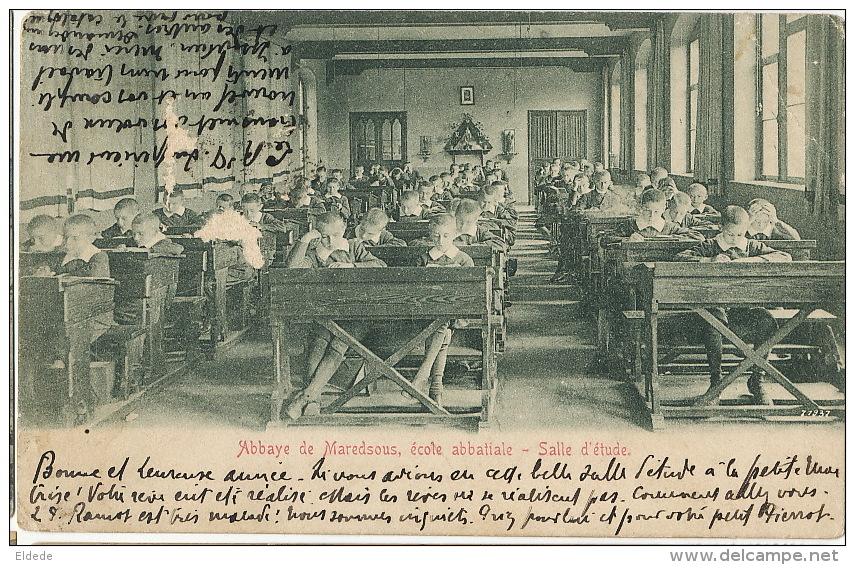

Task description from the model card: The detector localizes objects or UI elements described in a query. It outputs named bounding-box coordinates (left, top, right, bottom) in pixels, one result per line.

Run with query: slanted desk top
left=631, top=261, right=844, bottom=309
left=269, top=266, right=493, bottom=319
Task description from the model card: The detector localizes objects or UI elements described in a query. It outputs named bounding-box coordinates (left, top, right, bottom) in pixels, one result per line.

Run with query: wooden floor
left=99, top=207, right=845, bottom=432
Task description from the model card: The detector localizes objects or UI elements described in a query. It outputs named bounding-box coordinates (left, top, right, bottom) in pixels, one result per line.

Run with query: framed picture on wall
left=460, top=86, right=474, bottom=105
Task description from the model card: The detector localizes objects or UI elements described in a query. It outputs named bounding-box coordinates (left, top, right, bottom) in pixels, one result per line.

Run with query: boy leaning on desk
left=675, top=205, right=792, bottom=404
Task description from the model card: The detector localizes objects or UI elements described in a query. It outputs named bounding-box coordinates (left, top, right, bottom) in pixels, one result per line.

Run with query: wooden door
left=350, top=112, right=407, bottom=173
left=528, top=110, right=587, bottom=201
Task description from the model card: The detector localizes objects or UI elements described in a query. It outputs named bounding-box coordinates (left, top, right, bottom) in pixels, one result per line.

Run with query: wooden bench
left=267, top=267, right=498, bottom=429
left=264, top=208, right=313, bottom=240
left=340, top=187, right=396, bottom=218
left=18, top=276, right=117, bottom=426
left=628, top=261, right=844, bottom=430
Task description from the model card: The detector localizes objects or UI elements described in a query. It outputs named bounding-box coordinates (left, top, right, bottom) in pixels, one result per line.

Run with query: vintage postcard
left=9, top=6, right=846, bottom=546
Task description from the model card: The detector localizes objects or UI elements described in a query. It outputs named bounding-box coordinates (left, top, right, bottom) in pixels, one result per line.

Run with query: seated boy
left=746, top=199, right=800, bottom=240
left=350, top=165, right=369, bottom=189
left=353, top=208, right=406, bottom=247
left=418, top=182, right=446, bottom=215
left=321, top=178, right=352, bottom=220
left=619, top=173, right=653, bottom=212
left=22, top=214, right=63, bottom=252
left=575, top=170, right=621, bottom=211
left=657, top=177, right=679, bottom=200
left=665, top=191, right=702, bottom=228
left=201, top=193, right=235, bottom=223
left=453, top=198, right=508, bottom=252
left=394, top=190, right=430, bottom=222
left=241, top=193, right=287, bottom=232
left=57, top=215, right=111, bottom=277
left=687, top=183, right=718, bottom=215
left=284, top=212, right=386, bottom=419
left=154, top=188, right=202, bottom=228
left=650, top=166, right=669, bottom=188
left=675, top=206, right=792, bottom=403
left=411, top=214, right=475, bottom=404
left=602, top=188, right=703, bottom=243
left=131, top=212, right=185, bottom=255
left=101, top=198, right=140, bottom=239
left=477, top=183, right=517, bottom=246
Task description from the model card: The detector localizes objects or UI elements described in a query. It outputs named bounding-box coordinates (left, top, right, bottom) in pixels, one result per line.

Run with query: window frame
left=755, top=13, right=808, bottom=184
left=685, top=25, right=701, bottom=174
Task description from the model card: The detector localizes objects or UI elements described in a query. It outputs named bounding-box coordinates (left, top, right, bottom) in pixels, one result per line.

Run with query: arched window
left=634, top=39, right=651, bottom=171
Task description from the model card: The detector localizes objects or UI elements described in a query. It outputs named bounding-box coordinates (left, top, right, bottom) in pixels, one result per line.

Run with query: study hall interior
left=17, top=11, right=845, bottom=431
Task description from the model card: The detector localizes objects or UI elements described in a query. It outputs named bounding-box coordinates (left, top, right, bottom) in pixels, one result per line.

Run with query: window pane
left=787, top=103, right=806, bottom=178
left=381, top=119, right=392, bottom=161
left=761, top=13, right=780, bottom=58
left=689, top=39, right=700, bottom=85
left=787, top=29, right=806, bottom=106
left=392, top=119, right=402, bottom=161
left=364, top=121, right=375, bottom=161
left=610, top=83, right=620, bottom=151
left=762, top=119, right=779, bottom=177
left=762, top=62, right=778, bottom=120
left=786, top=13, right=806, bottom=23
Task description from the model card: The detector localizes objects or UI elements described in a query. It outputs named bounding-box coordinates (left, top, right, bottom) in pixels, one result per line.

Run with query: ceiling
left=233, top=11, right=664, bottom=75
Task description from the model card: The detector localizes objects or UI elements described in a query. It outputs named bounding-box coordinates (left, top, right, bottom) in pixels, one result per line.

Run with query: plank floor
left=103, top=206, right=844, bottom=432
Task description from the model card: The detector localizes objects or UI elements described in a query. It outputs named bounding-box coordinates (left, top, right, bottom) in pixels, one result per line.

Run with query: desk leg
left=647, top=307, right=664, bottom=430
left=213, top=268, right=227, bottom=345
left=67, top=325, right=95, bottom=427
left=270, top=323, right=292, bottom=426
left=480, top=314, right=497, bottom=428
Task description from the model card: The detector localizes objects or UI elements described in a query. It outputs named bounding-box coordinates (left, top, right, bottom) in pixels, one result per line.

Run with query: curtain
left=806, top=15, right=844, bottom=217
left=647, top=19, right=671, bottom=171
left=619, top=48, right=635, bottom=173
left=694, top=14, right=725, bottom=196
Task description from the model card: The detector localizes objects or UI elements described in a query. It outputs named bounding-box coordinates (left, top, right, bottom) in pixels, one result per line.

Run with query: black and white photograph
left=8, top=6, right=847, bottom=547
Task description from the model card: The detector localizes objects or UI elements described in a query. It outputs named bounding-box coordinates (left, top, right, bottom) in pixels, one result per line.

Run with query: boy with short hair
left=284, top=212, right=386, bottom=419
left=665, top=191, right=702, bottom=228
left=311, top=166, right=329, bottom=193
left=154, top=189, right=202, bottom=228
left=411, top=213, right=475, bottom=404
left=241, top=192, right=287, bottom=233
left=675, top=206, right=791, bottom=403
left=58, top=215, right=111, bottom=277
left=131, top=212, right=185, bottom=255
left=353, top=208, right=406, bottom=247
left=201, top=193, right=235, bottom=223
left=746, top=199, right=800, bottom=240
left=454, top=198, right=507, bottom=252
left=320, top=178, right=352, bottom=220
left=575, top=170, right=621, bottom=211
left=603, top=188, right=703, bottom=243
left=395, top=190, right=429, bottom=222
left=350, top=165, right=369, bottom=189
left=22, top=214, right=63, bottom=252
left=101, top=198, right=141, bottom=239
left=418, top=182, right=446, bottom=215
left=687, top=183, right=718, bottom=215
left=650, top=166, right=669, bottom=188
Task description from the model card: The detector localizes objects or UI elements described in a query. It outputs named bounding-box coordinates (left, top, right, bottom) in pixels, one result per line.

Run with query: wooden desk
left=367, top=245, right=508, bottom=351
left=267, top=267, right=497, bottom=429
left=341, top=187, right=395, bottom=217
left=265, top=208, right=313, bottom=240
left=629, top=261, right=844, bottom=429
left=386, top=220, right=506, bottom=243
left=596, top=240, right=818, bottom=365
left=107, top=250, right=182, bottom=379
left=18, top=276, right=117, bottom=426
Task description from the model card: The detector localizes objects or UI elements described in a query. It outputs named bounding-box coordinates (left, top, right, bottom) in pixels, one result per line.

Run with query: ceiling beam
left=323, top=56, right=612, bottom=79
left=292, top=36, right=632, bottom=60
